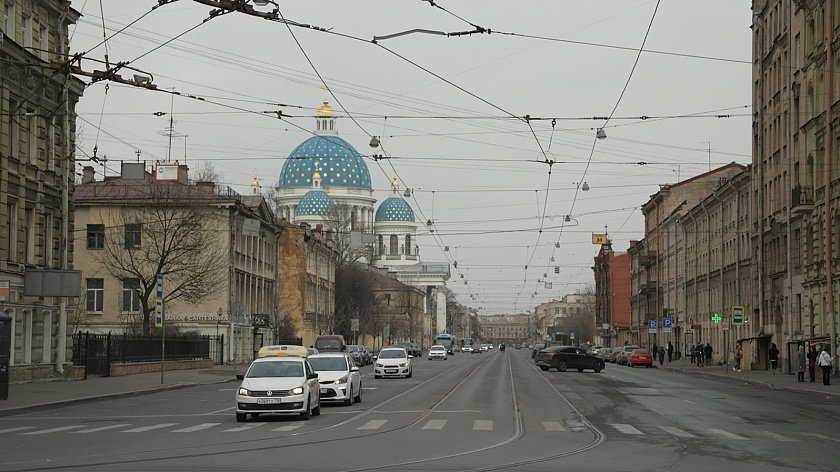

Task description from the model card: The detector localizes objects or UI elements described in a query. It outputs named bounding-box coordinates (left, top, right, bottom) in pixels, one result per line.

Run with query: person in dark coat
left=652, top=343, right=658, bottom=361
left=667, top=342, right=674, bottom=363
left=658, top=346, right=666, bottom=365
left=796, top=345, right=807, bottom=382
left=704, top=343, right=713, bottom=366
left=769, top=343, right=780, bottom=375
left=808, top=346, right=818, bottom=382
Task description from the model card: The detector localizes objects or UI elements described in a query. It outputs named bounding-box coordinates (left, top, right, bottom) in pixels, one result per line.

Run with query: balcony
left=792, top=185, right=813, bottom=215
left=638, top=283, right=657, bottom=296
left=639, top=252, right=656, bottom=267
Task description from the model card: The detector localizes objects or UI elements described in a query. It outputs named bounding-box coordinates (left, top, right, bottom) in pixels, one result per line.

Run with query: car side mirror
left=236, top=374, right=244, bottom=380
left=351, top=366, right=360, bottom=372
left=307, top=372, right=319, bottom=380
left=372, top=355, right=377, bottom=360
left=408, top=355, right=413, bottom=359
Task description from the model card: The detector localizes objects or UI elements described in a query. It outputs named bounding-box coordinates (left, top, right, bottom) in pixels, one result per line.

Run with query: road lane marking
left=760, top=431, right=799, bottom=442
left=206, top=407, right=235, bottom=415
left=75, top=424, right=130, bottom=433
left=223, top=423, right=264, bottom=432
left=683, top=400, right=696, bottom=404
left=542, top=421, right=565, bottom=431
left=122, top=423, right=178, bottom=433
left=659, top=426, right=695, bottom=438
left=710, top=429, right=747, bottom=440
left=358, top=420, right=387, bottom=430
left=271, top=424, right=303, bottom=432
left=422, top=420, right=447, bottom=430
left=0, top=427, right=36, bottom=434
left=609, top=423, right=644, bottom=435
left=803, top=432, right=840, bottom=443
left=473, top=420, right=493, bottom=431
left=22, top=425, right=86, bottom=435
left=172, top=423, right=220, bottom=433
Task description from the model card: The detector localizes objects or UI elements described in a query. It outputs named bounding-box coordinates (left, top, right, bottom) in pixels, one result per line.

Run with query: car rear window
left=633, top=350, right=650, bottom=355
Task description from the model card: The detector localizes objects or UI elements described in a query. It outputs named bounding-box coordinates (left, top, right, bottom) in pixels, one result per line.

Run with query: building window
left=378, top=235, right=384, bottom=255
left=24, top=207, right=35, bottom=264
left=38, top=24, right=47, bottom=60
left=42, top=311, right=52, bottom=363
left=122, top=278, right=141, bottom=313
left=27, top=113, right=38, bottom=165
left=6, top=201, right=18, bottom=262
left=125, top=223, right=141, bottom=248
left=21, top=14, right=30, bottom=48
left=43, top=211, right=54, bottom=267
left=4, top=4, right=15, bottom=40
left=390, top=235, right=398, bottom=255
left=87, top=224, right=104, bottom=249
left=86, top=278, right=104, bottom=313
left=46, top=117, right=55, bottom=171
left=405, top=235, right=411, bottom=255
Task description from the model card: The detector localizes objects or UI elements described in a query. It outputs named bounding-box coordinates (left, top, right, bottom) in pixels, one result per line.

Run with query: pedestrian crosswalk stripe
left=358, top=420, right=387, bottom=430
left=271, top=424, right=303, bottom=432
left=75, top=424, right=130, bottom=433
left=542, top=421, right=565, bottom=431
left=422, top=420, right=447, bottom=430
left=710, top=429, right=747, bottom=440
left=659, top=426, right=695, bottom=438
left=609, top=423, right=644, bottom=435
left=22, top=425, right=86, bottom=435
left=172, top=423, right=220, bottom=433
left=473, top=420, right=493, bottom=431
left=122, top=423, right=178, bottom=433
left=760, top=431, right=798, bottom=442
left=224, top=424, right=264, bottom=433
left=0, top=427, right=36, bottom=434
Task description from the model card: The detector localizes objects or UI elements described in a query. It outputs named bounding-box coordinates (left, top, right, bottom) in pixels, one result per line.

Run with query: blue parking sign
left=663, top=318, right=673, bottom=329
left=648, top=320, right=657, bottom=329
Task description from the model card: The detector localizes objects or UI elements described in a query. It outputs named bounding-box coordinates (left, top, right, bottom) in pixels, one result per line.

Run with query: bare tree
left=189, top=160, right=221, bottom=184
left=91, top=182, right=227, bottom=335
left=324, top=202, right=373, bottom=270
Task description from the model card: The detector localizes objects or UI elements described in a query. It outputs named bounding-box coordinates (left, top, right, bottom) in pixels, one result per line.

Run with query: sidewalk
left=656, top=356, right=836, bottom=396
left=0, top=364, right=247, bottom=417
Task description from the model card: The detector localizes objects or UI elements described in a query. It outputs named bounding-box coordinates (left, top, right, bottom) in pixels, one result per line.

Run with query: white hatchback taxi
left=235, top=357, right=321, bottom=422
left=428, top=345, right=448, bottom=361
left=374, top=347, right=413, bottom=379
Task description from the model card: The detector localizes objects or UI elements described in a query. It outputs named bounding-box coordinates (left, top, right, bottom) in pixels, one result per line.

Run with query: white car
left=462, top=345, right=473, bottom=353
left=308, top=353, right=362, bottom=405
left=428, top=345, right=448, bottom=361
left=235, top=357, right=321, bottom=422
left=374, top=347, right=413, bottom=378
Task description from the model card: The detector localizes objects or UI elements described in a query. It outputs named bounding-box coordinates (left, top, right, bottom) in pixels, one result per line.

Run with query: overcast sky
left=69, top=1, right=753, bottom=315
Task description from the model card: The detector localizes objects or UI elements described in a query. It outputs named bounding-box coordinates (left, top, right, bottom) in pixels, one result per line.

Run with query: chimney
left=629, top=240, right=639, bottom=248
left=196, top=181, right=215, bottom=194
left=178, top=165, right=189, bottom=184
left=82, top=166, right=95, bottom=184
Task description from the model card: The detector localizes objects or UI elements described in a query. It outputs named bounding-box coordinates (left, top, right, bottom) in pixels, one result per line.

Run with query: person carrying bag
left=818, top=347, right=833, bottom=386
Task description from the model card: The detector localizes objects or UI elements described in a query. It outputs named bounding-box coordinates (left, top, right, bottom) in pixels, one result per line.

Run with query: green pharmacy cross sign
left=712, top=313, right=722, bottom=324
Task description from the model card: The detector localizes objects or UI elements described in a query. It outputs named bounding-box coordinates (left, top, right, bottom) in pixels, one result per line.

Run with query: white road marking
left=683, top=400, right=696, bottom=404
left=760, top=431, right=799, bottom=442
left=22, top=425, right=86, bottom=435
left=223, top=423, right=264, bottom=433
left=205, top=407, right=235, bottom=415
left=609, top=423, right=644, bottom=435
left=122, top=423, right=178, bottom=433
left=0, top=427, right=36, bottom=434
left=542, top=421, right=565, bottom=431
left=803, top=432, right=840, bottom=443
left=74, top=424, right=130, bottom=433
left=659, top=426, right=696, bottom=438
left=271, top=424, right=303, bottom=432
left=710, top=429, right=747, bottom=440
left=422, top=420, right=447, bottom=430
left=434, top=410, right=481, bottom=413
left=172, top=423, right=220, bottom=433
left=473, top=420, right=493, bottom=431
left=358, top=420, right=387, bottom=430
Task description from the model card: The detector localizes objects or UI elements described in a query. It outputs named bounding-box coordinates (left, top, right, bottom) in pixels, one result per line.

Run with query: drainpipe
left=712, top=190, right=727, bottom=371
left=677, top=216, right=688, bottom=341
left=753, top=10, right=766, bottom=338
left=687, top=212, right=699, bottom=344
left=700, top=199, right=713, bottom=362
left=826, top=0, right=838, bottom=372
left=727, top=179, right=742, bottom=344
left=786, top=0, right=795, bottom=359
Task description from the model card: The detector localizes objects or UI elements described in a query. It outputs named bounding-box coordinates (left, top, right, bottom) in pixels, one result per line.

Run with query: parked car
left=411, top=342, right=423, bottom=357
left=531, top=343, right=546, bottom=359
left=395, top=342, right=421, bottom=358
left=608, top=346, right=624, bottom=363
left=308, top=353, right=362, bottom=405
left=347, top=345, right=365, bottom=366
left=306, top=347, right=320, bottom=356
left=535, top=345, right=606, bottom=373
left=235, top=357, right=320, bottom=422
left=627, top=349, right=653, bottom=368
left=615, top=345, right=640, bottom=365
left=360, top=346, right=373, bottom=365
left=428, top=345, right=448, bottom=361
left=374, top=347, right=413, bottom=379
left=599, top=348, right=613, bottom=362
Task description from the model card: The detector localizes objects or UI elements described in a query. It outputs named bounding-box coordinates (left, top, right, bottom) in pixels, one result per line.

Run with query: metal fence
left=72, top=332, right=225, bottom=378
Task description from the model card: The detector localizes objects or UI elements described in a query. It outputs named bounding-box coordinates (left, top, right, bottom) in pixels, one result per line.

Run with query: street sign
left=592, top=234, right=607, bottom=244
left=648, top=320, right=657, bottom=333
left=570, top=332, right=575, bottom=339
left=351, top=318, right=359, bottom=331
left=155, top=275, right=163, bottom=328
left=732, top=306, right=745, bottom=325
left=662, top=318, right=673, bottom=333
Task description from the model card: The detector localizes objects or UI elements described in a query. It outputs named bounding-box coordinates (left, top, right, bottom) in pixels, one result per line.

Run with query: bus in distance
left=433, top=333, right=457, bottom=355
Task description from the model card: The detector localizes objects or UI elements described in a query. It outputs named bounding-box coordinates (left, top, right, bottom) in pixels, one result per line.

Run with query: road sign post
left=157, top=274, right=165, bottom=384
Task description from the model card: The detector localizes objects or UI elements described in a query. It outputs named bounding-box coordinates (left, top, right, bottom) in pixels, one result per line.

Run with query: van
left=315, top=335, right=347, bottom=353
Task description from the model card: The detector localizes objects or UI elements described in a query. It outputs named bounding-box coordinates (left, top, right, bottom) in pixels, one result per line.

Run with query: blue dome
left=375, top=196, right=415, bottom=223
left=296, top=189, right=334, bottom=217
left=278, top=136, right=372, bottom=190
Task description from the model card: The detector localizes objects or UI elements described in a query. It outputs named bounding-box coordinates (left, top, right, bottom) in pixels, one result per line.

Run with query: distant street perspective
left=2, top=2, right=840, bottom=471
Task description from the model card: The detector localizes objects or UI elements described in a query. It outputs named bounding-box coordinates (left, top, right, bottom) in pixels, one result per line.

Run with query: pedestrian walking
left=652, top=343, right=658, bottom=361
left=704, top=343, right=713, bottom=366
left=818, top=346, right=832, bottom=386
left=689, top=344, right=696, bottom=364
left=808, top=346, right=818, bottom=382
left=667, top=342, right=674, bottom=363
left=658, top=346, right=665, bottom=365
left=796, top=345, right=807, bottom=382
left=769, top=343, right=780, bottom=375
left=734, top=342, right=743, bottom=372
left=697, top=344, right=704, bottom=367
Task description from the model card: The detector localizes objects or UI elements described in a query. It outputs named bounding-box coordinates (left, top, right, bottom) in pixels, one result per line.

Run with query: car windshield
left=308, top=357, right=349, bottom=371
left=431, top=346, right=445, bottom=351
left=246, top=361, right=304, bottom=378
left=315, top=339, right=341, bottom=349
left=379, top=349, right=406, bottom=359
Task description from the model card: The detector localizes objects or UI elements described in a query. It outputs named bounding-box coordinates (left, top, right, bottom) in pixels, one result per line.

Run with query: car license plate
left=385, top=369, right=397, bottom=373
left=320, top=388, right=328, bottom=394
left=257, top=398, right=282, bottom=404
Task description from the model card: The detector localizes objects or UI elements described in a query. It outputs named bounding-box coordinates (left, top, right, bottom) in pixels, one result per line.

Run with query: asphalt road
left=1, top=349, right=839, bottom=471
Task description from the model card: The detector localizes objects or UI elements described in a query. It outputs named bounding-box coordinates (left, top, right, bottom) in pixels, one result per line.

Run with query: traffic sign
left=648, top=320, right=657, bottom=333
left=155, top=275, right=164, bottom=328
left=732, top=306, right=745, bottom=325
left=570, top=332, right=575, bottom=339
left=662, top=318, right=673, bottom=333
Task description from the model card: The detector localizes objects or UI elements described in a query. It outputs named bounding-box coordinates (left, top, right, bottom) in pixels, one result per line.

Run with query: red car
left=627, top=349, right=653, bottom=368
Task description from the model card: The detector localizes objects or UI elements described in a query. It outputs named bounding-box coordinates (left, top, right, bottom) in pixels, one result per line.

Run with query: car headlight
left=334, top=376, right=348, bottom=384
left=375, top=363, right=384, bottom=368
left=399, top=362, right=409, bottom=367
left=291, top=386, right=304, bottom=395
left=238, top=387, right=252, bottom=396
